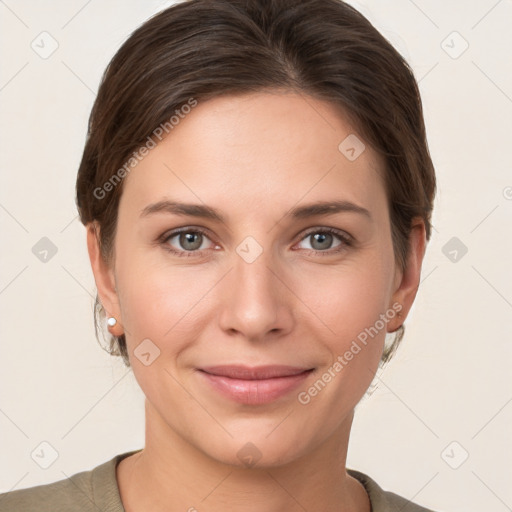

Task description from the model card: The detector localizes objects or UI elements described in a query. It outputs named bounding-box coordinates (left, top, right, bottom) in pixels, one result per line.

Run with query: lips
left=199, top=365, right=312, bottom=380
left=197, top=365, right=314, bottom=405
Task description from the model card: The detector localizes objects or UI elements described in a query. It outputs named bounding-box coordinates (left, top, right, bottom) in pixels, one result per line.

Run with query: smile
left=197, top=365, right=315, bottom=405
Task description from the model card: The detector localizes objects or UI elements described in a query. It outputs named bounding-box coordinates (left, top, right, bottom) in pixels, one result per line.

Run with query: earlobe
left=387, top=219, right=427, bottom=332
left=86, top=222, right=123, bottom=334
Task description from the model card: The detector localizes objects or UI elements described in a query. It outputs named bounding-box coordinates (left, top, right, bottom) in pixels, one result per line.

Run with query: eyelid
left=160, top=225, right=215, bottom=241
left=292, top=226, right=353, bottom=256
left=296, top=226, right=353, bottom=243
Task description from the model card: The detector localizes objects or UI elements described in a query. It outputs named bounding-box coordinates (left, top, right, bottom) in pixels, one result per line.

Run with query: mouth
left=197, top=365, right=315, bottom=405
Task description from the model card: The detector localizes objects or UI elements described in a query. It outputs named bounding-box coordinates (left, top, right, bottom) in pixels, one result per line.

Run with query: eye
left=160, top=227, right=216, bottom=257
left=159, top=226, right=353, bottom=258
left=295, top=228, right=352, bottom=255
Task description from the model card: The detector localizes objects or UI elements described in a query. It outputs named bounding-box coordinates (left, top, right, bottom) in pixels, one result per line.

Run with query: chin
left=201, top=431, right=310, bottom=470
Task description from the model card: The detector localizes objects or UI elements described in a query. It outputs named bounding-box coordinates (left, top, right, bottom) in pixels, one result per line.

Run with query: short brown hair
left=76, top=0, right=436, bottom=368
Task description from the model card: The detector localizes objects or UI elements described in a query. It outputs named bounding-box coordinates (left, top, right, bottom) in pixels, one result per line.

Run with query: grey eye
left=298, top=231, right=343, bottom=251
left=165, top=230, right=213, bottom=252
left=179, top=232, right=204, bottom=251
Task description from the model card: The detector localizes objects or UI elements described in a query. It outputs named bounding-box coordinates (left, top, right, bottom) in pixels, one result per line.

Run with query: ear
left=387, top=217, right=427, bottom=332
left=86, top=222, right=124, bottom=336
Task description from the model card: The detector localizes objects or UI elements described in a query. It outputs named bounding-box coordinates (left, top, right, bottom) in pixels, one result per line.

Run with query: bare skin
left=87, top=90, right=426, bottom=512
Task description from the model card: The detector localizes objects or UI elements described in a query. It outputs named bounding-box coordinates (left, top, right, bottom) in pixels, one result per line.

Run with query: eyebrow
left=139, top=199, right=372, bottom=222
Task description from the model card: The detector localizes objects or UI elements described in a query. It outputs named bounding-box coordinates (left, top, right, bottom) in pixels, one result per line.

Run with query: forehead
left=119, top=91, right=387, bottom=221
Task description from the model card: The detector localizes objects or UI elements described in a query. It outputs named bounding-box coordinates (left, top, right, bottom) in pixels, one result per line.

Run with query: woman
left=0, top=0, right=439, bottom=510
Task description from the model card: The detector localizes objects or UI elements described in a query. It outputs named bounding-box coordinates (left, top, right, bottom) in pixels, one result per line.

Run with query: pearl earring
left=107, top=317, right=117, bottom=327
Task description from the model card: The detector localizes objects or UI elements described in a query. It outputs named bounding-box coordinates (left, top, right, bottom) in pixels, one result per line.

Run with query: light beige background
left=0, top=1, right=511, bottom=510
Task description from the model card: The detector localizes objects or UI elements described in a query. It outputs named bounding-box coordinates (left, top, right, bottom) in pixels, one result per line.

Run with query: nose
left=218, top=242, right=294, bottom=342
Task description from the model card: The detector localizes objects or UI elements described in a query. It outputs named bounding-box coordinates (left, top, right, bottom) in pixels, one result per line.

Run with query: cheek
left=291, top=253, right=392, bottom=343
left=294, top=262, right=391, bottom=418
left=116, top=252, right=217, bottom=353
left=116, top=261, right=213, bottom=400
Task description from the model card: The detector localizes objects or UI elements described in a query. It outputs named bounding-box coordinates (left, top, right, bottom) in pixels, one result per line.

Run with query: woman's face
left=89, top=91, right=423, bottom=467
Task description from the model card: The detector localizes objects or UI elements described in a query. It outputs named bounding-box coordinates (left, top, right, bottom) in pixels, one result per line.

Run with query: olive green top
left=0, top=449, right=437, bottom=511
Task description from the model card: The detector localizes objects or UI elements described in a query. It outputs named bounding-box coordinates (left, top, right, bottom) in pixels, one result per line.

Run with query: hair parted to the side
left=76, top=0, right=436, bottom=368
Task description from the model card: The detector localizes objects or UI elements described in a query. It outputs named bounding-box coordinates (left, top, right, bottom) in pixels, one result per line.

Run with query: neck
left=116, top=400, right=370, bottom=512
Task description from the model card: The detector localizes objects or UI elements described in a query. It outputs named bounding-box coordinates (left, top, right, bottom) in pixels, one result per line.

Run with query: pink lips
left=198, top=365, right=314, bottom=405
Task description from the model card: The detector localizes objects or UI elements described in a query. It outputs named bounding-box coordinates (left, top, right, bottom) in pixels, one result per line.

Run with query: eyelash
left=158, top=226, right=353, bottom=258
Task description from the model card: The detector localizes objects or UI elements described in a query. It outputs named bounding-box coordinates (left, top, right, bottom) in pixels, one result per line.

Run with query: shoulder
left=0, top=473, right=94, bottom=512
left=347, top=468, right=439, bottom=512
left=0, top=450, right=139, bottom=512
